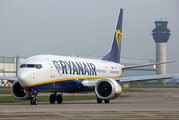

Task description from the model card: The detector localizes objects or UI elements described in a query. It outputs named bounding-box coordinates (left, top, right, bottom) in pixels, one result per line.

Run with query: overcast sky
left=0, top=0, right=179, bottom=74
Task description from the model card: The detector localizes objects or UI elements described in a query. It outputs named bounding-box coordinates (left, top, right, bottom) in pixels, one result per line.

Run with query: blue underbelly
left=24, top=79, right=92, bottom=93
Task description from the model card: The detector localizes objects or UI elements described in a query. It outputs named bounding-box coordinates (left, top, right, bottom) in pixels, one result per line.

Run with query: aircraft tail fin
left=102, top=9, right=123, bottom=63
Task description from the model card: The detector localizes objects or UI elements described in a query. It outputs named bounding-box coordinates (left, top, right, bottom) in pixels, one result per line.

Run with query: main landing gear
left=97, top=98, right=110, bottom=104
left=50, top=92, right=62, bottom=104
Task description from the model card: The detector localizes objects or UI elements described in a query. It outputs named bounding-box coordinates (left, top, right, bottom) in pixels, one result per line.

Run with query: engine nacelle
left=11, top=81, right=31, bottom=100
left=95, top=78, right=122, bottom=100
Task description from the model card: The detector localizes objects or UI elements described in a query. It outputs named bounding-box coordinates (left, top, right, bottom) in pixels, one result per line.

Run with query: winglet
left=102, top=9, right=123, bottom=63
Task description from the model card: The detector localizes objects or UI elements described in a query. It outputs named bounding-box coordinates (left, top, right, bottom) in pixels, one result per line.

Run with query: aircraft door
left=50, top=65, right=55, bottom=78
left=46, top=58, right=56, bottom=78
left=105, top=66, right=110, bottom=77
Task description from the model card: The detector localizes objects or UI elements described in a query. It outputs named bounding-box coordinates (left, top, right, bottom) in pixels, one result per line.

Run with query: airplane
left=168, top=78, right=179, bottom=83
left=1, top=8, right=179, bottom=105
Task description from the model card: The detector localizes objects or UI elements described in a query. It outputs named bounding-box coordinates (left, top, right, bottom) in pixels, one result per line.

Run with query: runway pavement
left=0, top=88, right=179, bottom=119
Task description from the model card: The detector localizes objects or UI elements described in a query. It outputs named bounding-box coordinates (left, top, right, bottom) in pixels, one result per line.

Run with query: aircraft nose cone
left=18, top=69, right=32, bottom=86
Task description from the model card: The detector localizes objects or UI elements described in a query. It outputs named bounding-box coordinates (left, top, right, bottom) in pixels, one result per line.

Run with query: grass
left=0, top=85, right=178, bottom=103
left=0, top=90, right=11, bottom=94
left=0, top=88, right=143, bottom=94
left=0, top=87, right=11, bottom=94
left=122, top=89, right=144, bottom=92
left=0, top=85, right=178, bottom=94
left=122, top=85, right=179, bottom=92
left=0, top=95, right=129, bottom=103
left=128, top=85, right=179, bottom=88
left=0, top=86, right=11, bottom=89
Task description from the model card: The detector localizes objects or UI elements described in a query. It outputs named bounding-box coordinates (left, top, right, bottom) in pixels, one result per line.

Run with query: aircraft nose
left=18, top=69, right=33, bottom=87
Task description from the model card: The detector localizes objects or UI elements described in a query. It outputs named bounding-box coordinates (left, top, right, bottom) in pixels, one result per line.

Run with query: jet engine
left=95, top=78, right=122, bottom=100
left=11, top=81, right=31, bottom=100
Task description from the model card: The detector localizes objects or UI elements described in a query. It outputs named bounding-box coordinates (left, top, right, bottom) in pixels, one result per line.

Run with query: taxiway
left=0, top=88, right=179, bottom=119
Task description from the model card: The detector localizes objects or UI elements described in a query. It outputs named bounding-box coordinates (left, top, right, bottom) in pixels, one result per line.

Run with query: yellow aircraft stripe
left=115, top=91, right=122, bottom=93
left=22, top=75, right=122, bottom=88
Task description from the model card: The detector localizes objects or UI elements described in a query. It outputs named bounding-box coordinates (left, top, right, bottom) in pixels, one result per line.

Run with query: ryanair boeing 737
left=1, top=9, right=179, bottom=105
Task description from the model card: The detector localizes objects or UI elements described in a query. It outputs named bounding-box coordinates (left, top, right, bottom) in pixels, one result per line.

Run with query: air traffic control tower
left=152, top=20, right=171, bottom=75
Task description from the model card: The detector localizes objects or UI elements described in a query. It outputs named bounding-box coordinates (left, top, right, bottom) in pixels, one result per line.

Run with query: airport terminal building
left=0, top=55, right=156, bottom=77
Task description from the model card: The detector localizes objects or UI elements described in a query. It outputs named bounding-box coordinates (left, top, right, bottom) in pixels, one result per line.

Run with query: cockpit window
left=27, top=64, right=35, bottom=68
left=20, top=64, right=42, bottom=69
left=35, top=64, right=42, bottom=69
left=20, top=64, right=26, bottom=68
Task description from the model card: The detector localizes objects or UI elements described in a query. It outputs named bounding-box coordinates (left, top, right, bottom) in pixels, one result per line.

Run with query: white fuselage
left=18, top=55, right=123, bottom=92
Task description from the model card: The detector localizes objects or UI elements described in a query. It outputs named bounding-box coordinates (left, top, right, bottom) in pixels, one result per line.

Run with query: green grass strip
left=0, top=90, right=11, bottom=94
left=0, top=88, right=143, bottom=94
left=0, top=87, right=11, bottom=89
left=123, top=89, right=143, bottom=92
left=129, top=85, right=179, bottom=88
left=0, top=89, right=143, bottom=94
left=1, top=85, right=179, bottom=94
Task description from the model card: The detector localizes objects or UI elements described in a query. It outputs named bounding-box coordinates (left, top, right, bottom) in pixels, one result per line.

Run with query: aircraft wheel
left=50, top=94, right=56, bottom=104
left=30, top=98, right=34, bottom=105
left=97, top=98, right=102, bottom=103
left=33, top=98, right=38, bottom=105
left=57, top=94, right=62, bottom=104
left=105, top=100, right=110, bottom=103
left=30, top=98, right=38, bottom=105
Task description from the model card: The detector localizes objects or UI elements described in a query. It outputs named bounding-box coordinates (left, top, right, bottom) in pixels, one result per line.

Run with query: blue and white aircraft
left=1, top=9, right=178, bottom=105
left=168, top=78, right=179, bottom=83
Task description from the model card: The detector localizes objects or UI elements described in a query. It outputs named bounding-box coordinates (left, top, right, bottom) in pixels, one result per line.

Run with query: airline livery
left=1, top=9, right=178, bottom=105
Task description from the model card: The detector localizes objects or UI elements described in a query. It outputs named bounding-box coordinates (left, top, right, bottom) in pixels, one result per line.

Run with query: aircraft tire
left=104, top=100, right=110, bottom=103
left=30, top=98, right=38, bottom=105
left=30, top=98, right=33, bottom=105
left=97, top=98, right=102, bottom=103
left=57, top=94, right=62, bottom=104
left=33, top=98, right=38, bottom=105
left=50, top=94, right=56, bottom=104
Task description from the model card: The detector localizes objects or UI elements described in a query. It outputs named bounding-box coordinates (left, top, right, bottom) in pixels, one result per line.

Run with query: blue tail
left=102, top=9, right=123, bottom=63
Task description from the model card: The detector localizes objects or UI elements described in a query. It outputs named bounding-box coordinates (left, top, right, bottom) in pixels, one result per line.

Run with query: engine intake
left=95, top=78, right=122, bottom=100
left=11, top=81, right=31, bottom=100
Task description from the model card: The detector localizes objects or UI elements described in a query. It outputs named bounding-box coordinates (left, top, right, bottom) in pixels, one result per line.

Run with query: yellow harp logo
left=115, top=29, right=122, bottom=50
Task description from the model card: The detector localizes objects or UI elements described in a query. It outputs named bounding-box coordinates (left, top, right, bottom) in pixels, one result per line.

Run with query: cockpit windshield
left=20, top=64, right=42, bottom=69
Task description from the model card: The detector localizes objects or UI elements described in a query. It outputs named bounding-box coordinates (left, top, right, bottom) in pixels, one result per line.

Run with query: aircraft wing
left=122, top=61, right=176, bottom=70
left=82, top=74, right=179, bottom=87
left=116, top=74, right=179, bottom=85
left=0, top=76, right=18, bottom=83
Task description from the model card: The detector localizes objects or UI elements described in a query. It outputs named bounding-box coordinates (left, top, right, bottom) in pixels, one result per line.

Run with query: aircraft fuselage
left=18, top=55, right=123, bottom=92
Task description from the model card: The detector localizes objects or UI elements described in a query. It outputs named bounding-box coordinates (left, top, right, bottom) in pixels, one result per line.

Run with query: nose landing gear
left=30, top=97, right=38, bottom=105
left=29, top=91, right=63, bottom=105
left=30, top=89, right=38, bottom=105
